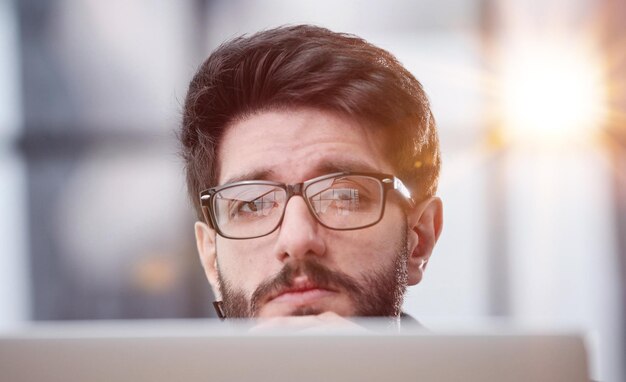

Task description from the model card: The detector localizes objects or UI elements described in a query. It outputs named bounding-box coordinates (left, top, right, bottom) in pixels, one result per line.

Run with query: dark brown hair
left=181, top=25, right=440, bottom=218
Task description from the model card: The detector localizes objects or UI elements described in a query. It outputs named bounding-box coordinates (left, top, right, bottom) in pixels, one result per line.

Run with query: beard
left=216, top=226, right=410, bottom=319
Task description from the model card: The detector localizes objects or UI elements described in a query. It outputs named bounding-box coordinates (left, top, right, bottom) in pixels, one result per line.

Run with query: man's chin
left=256, top=298, right=355, bottom=318
left=286, top=306, right=326, bottom=316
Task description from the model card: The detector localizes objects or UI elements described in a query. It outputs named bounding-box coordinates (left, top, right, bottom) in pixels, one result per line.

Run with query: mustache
left=249, top=259, right=364, bottom=316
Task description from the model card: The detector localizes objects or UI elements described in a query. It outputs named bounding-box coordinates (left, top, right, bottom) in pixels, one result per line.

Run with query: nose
left=273, top=195, right=326, bottom=263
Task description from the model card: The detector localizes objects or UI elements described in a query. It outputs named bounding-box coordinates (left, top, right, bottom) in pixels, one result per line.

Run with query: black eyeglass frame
left=199, top=171, right=414, bottom=240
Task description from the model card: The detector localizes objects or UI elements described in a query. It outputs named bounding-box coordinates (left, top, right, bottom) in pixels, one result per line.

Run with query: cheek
left=216, top=238, right=277, bottom=294
left=326, top=211, right=404, bottom=272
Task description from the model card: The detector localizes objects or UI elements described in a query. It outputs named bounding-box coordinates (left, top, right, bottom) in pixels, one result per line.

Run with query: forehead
left=217, top=108, right=393, bottom=185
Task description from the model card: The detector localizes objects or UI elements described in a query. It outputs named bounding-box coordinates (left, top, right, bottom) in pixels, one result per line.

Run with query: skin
left=194, top=108, right=443, bottom=326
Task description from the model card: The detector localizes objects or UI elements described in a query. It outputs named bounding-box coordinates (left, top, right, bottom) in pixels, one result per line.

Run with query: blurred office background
left=0, top=0, right=624, bottom=380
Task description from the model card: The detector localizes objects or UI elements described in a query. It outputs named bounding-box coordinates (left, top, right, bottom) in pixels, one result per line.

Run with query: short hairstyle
left=181, top=25, right=440, bottom=219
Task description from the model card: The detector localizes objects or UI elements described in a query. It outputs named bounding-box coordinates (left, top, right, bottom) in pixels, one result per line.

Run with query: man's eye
left=336, top=191, right=356, bottom=200
left=239, top=200, right=260, bottom=212
left=231, top=197, right=280, bottom=218
left=332, top=187, right=362, bottom=200
left=232, top=200, right=261, bottom=215
left=310, top=187, right=362, bottom=214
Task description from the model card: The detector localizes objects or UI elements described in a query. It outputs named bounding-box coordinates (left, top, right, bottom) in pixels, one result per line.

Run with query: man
left=181, top=25, right=443, bottom=327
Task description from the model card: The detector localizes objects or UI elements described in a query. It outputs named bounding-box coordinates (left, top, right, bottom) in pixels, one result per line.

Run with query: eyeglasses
left=199, top=172, right=413, bottom=240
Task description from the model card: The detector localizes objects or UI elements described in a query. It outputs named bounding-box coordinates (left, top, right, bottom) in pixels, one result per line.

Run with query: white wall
left=0, top=0, right=30, bottom=329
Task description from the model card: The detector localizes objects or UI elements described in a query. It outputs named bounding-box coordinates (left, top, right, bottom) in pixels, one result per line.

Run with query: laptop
left=0, top=319, right=589, bottom=382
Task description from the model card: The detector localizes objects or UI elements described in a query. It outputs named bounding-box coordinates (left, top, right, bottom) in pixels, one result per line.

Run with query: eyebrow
left=221, top=168, right=277, bottom=185
left=313, top=161, right=380, bottom=175
left=220, top=160, right=382, bottom=186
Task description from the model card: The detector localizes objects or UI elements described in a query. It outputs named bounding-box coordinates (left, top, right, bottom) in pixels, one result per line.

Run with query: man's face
left=196, top=108, right=422, bottom=318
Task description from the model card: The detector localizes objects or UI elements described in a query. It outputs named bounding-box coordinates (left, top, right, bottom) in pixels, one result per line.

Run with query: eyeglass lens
left=212, top=175, right=384, bottom=238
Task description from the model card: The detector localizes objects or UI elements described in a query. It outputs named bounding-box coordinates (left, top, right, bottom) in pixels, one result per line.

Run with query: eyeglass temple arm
left=389, top=177, right=416, bottom=207
left=199, top=194, right=214, bottom=228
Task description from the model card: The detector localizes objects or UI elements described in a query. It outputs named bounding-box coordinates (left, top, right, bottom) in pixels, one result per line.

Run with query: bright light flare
left=499, top=41, right=607, bottom=143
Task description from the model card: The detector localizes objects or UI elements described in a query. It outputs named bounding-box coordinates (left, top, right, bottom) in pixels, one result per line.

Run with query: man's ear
left=194, top=221, right=222, bottom=300
left=406, top=197, right=443, bottom=286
